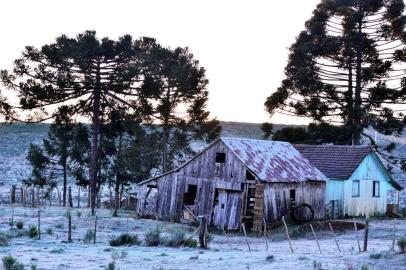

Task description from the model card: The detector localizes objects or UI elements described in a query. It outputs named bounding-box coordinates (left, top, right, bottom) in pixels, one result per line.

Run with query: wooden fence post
left=263, top=218, right=269, bottom=252
left=392, top=219, right=397, bottom=251
left=282, top=216, right=294, bottom=253
left=241, top=223, right=252, bottom=252
left=222, top=228, right=232, bottom=249
left=329, top=222, right=341, bottom=252
left=21, top=187, right=24, bottom=206
left=353, top=220, right=361, bottom=252
left=11, top=185, right=16, bottom=204
left=68, top=187, right=73, bottom=208
left=36, top=188, right=40, bottom=206
left=363, top=216, right=369, bottom=252
left=57, top=189, right=61, bottom=207
left=93, top=215, right=97, bottom=244
left=38, top=210, right=41, bottom=240
left=198, top=216, right=207, bottom=249
left=31, top=188, right=35, bottom=207
left=68, top=210, right=72, bottom=242
left=77, top=187, right=81, bottom=208
left=10, top=207, right=14, bottom=229
left=309, top=223, right=321, bottom=254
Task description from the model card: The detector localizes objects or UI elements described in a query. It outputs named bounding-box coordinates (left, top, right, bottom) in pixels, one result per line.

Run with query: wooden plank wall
left=137, top=139, right=327, bottom=230
left=263, top=181, right=326, bottom=224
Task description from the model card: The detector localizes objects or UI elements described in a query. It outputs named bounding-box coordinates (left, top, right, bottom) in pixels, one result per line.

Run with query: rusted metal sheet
left=221, top=137, right=328, bottom=183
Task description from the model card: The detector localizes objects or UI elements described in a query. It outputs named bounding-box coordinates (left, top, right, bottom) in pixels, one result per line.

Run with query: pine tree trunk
left=90, top=60, right=101, bottom=215
left=162, top=123, right=170, bottom=173
left=113, top=135, right=123, bottom=217
left=353, top=5, right=364, bottom=145
left=62, top=159, right=67, bottom=207
left=347, top=57, right=354, bottom=132
left=114, top=181, right=120, bottom=217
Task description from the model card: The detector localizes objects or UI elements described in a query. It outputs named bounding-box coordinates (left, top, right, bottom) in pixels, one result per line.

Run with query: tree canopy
left=265, top=0, right=406, bottom=145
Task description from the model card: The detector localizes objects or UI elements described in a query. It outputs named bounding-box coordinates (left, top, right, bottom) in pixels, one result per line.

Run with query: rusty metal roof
left=221, top=137, right=328, bottom=183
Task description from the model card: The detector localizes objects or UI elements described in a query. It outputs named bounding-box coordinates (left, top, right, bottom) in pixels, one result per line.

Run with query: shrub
left=0, top=233, right=9, bottom=246
left=46, top=228, right=53, bottom=235
left=360, top=264, right=369, bottom=270
left=164, top=231, right=186, bottom=247
left=145, top=227, right=162, bottom=247
left=28, top=226, right=38, bottom=238
left=83, top=230, right=94, bottom=244
left=105, top=261, right=115, bottom=270
left=109, top=233, right=140, bottom=247
left=2, top=255, right=24, bottom=270
left=369, top=253, right=382, bottom=259
left=184, top=238, right=198, bottom=248
left=265, top=255, right=274, bottom=262
left=16, top=221, right=24, bottom=230
left=397, top=237, right=406, bottom=253
left=205, top=233, right=213, bottom=244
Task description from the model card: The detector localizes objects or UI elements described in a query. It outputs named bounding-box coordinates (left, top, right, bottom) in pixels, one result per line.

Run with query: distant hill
left=0, top=122, right=404, bottom=191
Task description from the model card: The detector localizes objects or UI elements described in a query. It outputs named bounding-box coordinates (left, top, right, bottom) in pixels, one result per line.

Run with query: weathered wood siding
left=263, top=181, right=326, bottom=223
left=343, top=153, right=398, bottom=216
left=177, top=140, right=248, bottom=182
left=137, top=139, right=327, bottom=230
left=137, top=140, right=248, bottom=228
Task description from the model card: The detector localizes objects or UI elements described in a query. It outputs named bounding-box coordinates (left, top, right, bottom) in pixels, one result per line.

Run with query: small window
left=215, top=152, right=226, bottom=163
left=373, top=181, right=380, bottom=197
left=352, top=180, right=360, bottom=197
left=246, top=170, right=255, bottom=180
left=290, top=189, right=296, bottom=202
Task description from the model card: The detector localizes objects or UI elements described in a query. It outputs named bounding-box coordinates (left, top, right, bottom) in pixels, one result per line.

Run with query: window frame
left=352, top=180, right=360, bottom=197
left=372, top=181, right=380, bottom=197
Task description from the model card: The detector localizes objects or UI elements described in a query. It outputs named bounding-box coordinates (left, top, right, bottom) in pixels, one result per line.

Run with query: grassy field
left=0, top=206, right=406, bottom=270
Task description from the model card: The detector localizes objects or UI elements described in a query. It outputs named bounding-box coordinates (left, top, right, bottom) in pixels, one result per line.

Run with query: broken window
left=183, top=185, right=197, bottom=205
left=215, top=152, right=226, bottom=163
left=246, top=170, right=255, bottom=180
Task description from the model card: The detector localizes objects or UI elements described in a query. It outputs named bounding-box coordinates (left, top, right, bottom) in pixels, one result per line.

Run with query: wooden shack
left=137, top=137, right=327, bottom=231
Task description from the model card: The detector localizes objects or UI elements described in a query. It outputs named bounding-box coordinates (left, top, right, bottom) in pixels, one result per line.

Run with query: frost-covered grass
left=0, top=206, right=406, bottom=270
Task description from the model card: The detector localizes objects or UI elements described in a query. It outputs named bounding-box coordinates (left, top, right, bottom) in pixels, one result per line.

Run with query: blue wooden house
left=295, top=145, right=402, bottom=217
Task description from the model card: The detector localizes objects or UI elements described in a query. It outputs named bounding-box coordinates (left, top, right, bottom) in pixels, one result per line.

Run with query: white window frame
left=352, top=180, right=360, bottom=197
left=373, top=181, right=380, bottom=197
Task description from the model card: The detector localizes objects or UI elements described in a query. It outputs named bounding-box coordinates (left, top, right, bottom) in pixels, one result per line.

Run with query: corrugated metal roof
left=221, top=137, right=327, bottom=183
left=294, top=144, right=371, bottom=180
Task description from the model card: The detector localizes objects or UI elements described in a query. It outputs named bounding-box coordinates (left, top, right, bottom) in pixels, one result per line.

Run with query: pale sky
left=0, top=0, right=320, bottom=124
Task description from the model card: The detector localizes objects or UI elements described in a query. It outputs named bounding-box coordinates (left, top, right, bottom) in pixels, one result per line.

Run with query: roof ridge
left=220, top=137, right=290, bottom=144
left=295, top=144, right=372, bottom=148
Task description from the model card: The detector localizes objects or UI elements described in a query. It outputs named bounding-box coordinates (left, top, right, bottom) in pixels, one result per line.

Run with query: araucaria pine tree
left=1, top=31, right=150, bottom=214
left=26, top=106, right=90, bottom=206
left=266, top=0, right=406, bottom=145
left=138, top=38, right=221, bottom=172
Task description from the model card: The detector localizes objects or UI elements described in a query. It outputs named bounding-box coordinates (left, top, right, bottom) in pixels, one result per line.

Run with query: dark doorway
left=183, top=185, right=197, bottom=205
left=289, top=189, right=296, bottom=202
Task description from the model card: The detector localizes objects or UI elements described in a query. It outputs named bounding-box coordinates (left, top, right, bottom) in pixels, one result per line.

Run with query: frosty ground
left=0, top=207, right=405, bottom=270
